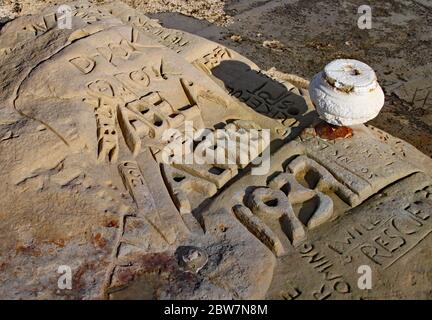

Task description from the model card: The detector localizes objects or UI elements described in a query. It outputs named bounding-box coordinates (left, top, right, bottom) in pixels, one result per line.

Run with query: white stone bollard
left=309, top=59, right=385, bottom=126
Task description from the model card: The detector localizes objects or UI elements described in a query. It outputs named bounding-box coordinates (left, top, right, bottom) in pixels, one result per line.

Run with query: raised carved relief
left=69, top=56, right=96, bottom=74
left=212, top=61, right=310, bottom=124
left=232, top=155, right=349, bottom=254
left=86, top=80, right=119, bottom=162
left=118, top=161, right=176, bottom=244
left=193, top=46, right=232, bottom=75
left=301, top=130, right=420, bottom=204
left=97, top=39, right=141, bottom=66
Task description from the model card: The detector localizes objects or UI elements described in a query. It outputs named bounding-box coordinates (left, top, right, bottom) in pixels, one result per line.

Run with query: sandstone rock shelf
left=0, top=1, right=431, bottom=299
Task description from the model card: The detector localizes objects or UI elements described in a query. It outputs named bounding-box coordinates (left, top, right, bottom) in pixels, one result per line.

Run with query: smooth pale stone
left=309, top=59, right=385, bottom=126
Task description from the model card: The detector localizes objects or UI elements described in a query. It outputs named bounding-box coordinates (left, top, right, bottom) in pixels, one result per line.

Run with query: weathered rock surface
left=0, top=1, right=431, bottom=299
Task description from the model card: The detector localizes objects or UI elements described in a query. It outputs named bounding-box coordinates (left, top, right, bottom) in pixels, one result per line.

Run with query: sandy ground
left=1, top=0, right=431, bottom=156
left=0, top=0, right=231, bottom=23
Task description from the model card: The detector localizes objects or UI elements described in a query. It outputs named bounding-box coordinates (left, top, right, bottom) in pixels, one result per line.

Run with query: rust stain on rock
left=105, top=219, right=119, bottom=228
left=315, top=122, right=354, bottom=140
left=15, top=243, right=42, bottom=257
left=92, top=233, right=107, bottom=248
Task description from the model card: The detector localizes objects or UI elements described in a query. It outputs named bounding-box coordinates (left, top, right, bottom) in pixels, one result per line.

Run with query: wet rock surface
left=0, top=1, right=431, bottom=300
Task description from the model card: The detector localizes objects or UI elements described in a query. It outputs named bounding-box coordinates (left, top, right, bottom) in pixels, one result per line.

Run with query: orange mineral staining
left=315, top=122, right=353, bottom=140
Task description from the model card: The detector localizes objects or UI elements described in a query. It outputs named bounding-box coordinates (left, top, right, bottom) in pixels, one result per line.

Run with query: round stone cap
left=324, top=59, right=378, bottom=94
left=309, top=59, right=385, bottom=126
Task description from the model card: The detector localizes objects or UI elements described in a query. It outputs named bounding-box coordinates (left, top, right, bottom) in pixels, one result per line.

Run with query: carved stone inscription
left=302, top=131, right=420, bottom=205
left=267, top=172, right=432, bottom=300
